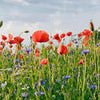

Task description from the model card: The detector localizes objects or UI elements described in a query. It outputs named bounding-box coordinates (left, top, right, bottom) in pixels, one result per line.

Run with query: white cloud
left=0, top=21, right=40, bottom=46
left=91, top=0, right=100, bottom=5
left=3, top=0, right=30, bottom=6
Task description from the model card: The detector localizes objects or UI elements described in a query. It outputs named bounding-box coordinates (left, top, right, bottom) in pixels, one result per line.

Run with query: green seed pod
left=24, top=30, right=29, bottom=33
left=0, top=21, right=3, bottom=28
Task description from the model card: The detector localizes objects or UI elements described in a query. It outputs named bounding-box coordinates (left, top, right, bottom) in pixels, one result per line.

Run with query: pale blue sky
left=0, top=0, right=100, bottom=45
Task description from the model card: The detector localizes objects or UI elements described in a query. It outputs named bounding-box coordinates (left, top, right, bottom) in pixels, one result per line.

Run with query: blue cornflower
left=39, top=79, right=45, bottom=86
left=22, top=93, right=29, bottom=98
left=15, top=65, right=21, bottom=68
left=76, top=45, right=79, bottom=47
left=42, top=82, right=45, bottom=85
left=81, top=49, right=89, bottom=55
left=34, top=83, right=38, bottom=88
left=47, top=87, right=50, bottom=90
left=63, top=76, right=70, bottom=79
left=15, top=59, right=19, bottom=62
left=69, top=50, right=74, bottom=54
left=95, top=43, right=100, bottom=47
left=34, top=92, right=44, bottom=96
left=61, top=81, right=66, bottom=84
left=23, top=48, right=32, bottom=54
left=8, top=55, right=11, bottom=57
left=40, top=92, right=44, bottom=95
left=88, top=85, right=97, bottom=89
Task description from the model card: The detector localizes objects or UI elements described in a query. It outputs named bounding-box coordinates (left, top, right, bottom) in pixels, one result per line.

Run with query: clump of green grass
left=0, top=23, right=100, bottom=100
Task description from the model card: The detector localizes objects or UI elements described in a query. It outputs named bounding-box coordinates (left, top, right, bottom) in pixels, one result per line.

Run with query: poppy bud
left=90, top=20, right=94, bottom=31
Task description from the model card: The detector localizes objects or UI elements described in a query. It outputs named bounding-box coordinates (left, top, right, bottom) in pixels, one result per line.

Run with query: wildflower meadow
left=0, top=21, right=100, bottom=100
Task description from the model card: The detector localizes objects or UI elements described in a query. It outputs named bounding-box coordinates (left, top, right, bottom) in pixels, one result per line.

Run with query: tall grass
left=0, top=28, right=100, bottom=100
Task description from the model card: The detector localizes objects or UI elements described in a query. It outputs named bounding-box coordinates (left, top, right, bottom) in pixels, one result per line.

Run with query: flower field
left=0, top=21, right=100, bottom=100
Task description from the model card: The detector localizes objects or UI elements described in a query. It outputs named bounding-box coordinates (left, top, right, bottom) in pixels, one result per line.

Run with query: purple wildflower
left=15, top=65, right=21, bottom=68
left=63, top=76, right=70, bottom=79
left=40, top=92, right=44, bottom=95
left=23, top=48, right=32, bottom=54
left=22, top=93, right=29, bottom=98
left=76, top=45, right=79, bottom=47
left=39, top=79, right=45, bottom=86
left=47, top=87, right=49, bottom=90
left=15, top=59, right=19, bottom=62
left=81, top=49, right=89, bottom=55
left=95, top=43, right=100, bottom=47
left=34, top=92, right=44, bottom=96
left=8, top=55, right=11, bottom=57
left=88, top=85, right=97, bottom=89
left=69, top=50, right=74, bottom=54
left=34, top=83, right=38, bottom=88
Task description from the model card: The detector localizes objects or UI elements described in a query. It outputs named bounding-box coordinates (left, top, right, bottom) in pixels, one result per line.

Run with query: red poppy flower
left=9, top=44, right=13, bottom=48
left=49, top=41, right=53, bottom=44
left=79, top=59, right=84, bottom=65
left=66, top=32, right=72, bottom=36
left=82, top=29, right=92, bottom=36
left=0, top=42, right=5, bottom=47
left=57, top=38, right=61, bottom=43
left=15, top=44, right=21, bottom=50
left=84, top=36, right=89, bottom=40
left=53, top=34, right=60, bottom=40
left=8, top=34, right=13, bottom=40
left=67, top=42, right=71, bottom=47
left=60, top=33, right=65, bottom=38
left=6, top=34, right=16, bottom=44
left=14, top=36, right=24, bottom=44
left=0, top=47, right=3, bottom=51
left=10, top=50, right=12, bottom=54
left=57, top=44, right=68, bottom=55
left=2, top=35, right=7, bottom=41
left=91, top=32, right=93, bottom=36
left=20, top=55, right=23, bottom=59
left=7, top=40, right=16, bottom=44
left=32, top=30, right=49, bottom=42
left=18, top=47, right=21, bottom=50
left=53, top=33, right=61, bottom=43
left=35, top=48, right=39, bottom=53
left=35, top=53, right=39, bottom=57
left=82, top=41, right=88, bottom=47
left=78, top=33, right=82, bottom=38
left=40, top=59, right=48, bottom=65
left=45, top=46, right=49, bottom=50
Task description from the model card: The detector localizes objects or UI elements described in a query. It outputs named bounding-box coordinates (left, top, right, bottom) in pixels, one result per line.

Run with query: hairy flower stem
left=82, top=56, right=86, bottom=100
